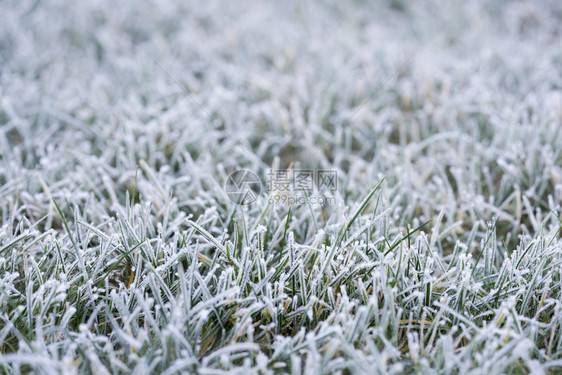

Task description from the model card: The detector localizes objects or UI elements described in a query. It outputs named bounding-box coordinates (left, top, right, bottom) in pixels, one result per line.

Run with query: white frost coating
left=0, top=0, right=561, bottom=373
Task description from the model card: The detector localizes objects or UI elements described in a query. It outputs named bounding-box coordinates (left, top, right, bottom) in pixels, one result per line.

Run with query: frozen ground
left=1, top=0, right=562, bottom=373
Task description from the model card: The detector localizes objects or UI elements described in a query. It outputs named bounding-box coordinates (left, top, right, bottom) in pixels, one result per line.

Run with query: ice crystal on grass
left=1, top=0, right=562, bottom=373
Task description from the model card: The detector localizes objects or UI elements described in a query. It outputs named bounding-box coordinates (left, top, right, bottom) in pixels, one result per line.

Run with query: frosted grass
left=1, top=0, right=562, bottom=373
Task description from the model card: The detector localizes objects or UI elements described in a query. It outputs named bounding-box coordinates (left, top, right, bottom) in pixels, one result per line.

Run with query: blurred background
left=1, top=0, right=561, bottom=248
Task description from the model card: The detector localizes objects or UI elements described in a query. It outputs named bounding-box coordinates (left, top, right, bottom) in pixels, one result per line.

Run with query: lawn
left=1, top=0, right=562, bottom=373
